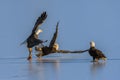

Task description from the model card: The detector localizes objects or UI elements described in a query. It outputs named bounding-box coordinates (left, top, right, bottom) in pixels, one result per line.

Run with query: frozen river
left=0, top=54, right=120, bottom=80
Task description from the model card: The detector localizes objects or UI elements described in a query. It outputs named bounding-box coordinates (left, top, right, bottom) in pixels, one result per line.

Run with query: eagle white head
left=35, top=29, right=43, bottom=35
left=53, top=43, right=59, bottom=50
left=90, top=41, right=95, bottom=47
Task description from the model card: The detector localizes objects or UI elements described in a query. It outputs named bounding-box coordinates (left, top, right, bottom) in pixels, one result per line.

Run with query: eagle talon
left=27, top=56, right=32, bottom=60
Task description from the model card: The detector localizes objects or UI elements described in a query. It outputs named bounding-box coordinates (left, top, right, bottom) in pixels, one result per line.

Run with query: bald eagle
left=35, top=22, right=74, bottom=57
left=89, top=41, right=107, bottom=62
left=35, top=22, right=59, bottom=57
left=21, top=12, right=47, bottom=60
left=35, top=22, right=88, bottom=58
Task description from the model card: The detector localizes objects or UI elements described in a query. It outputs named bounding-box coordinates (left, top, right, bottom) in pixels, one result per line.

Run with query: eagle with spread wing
left=35, top=22, right=88, bottom=57
left=22, top=12, right=47, bottom=60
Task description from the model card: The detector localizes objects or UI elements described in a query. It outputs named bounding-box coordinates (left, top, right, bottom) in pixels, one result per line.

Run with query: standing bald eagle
left=22, top=12, right=47, bottom=60
left=89, top=41, right=107, bottom=62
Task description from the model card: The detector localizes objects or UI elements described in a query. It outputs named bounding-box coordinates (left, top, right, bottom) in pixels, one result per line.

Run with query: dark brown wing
left=32, top=11, right=47, bottom=33
left=95, top=49, right=106, bottom=58
left=49, top=22, right=59, bottom=48
left=21, top=12, right=47, bottom=45
left=56, top=50, right=72, bottom=53
left=54, top=49, right=88, bottom=53
left=70, top=49, right=89, bottom=53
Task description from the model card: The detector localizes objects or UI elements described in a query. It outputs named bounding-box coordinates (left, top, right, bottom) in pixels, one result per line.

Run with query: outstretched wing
left=70, top=49, right=89, bottom=53
left=49, top=22, right=59, bottom=48
left=56, top=50, right=72, bottom=53
left=55, top=49, right=89, bottom=53
left=32, top=11, right=47, bottom=33
left=56, top=49, right=89, bottom=53
left=21, top=12, right=47, bottom=45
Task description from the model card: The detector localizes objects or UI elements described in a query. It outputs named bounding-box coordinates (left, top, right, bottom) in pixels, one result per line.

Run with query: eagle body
left=89, top=41, right=107, bottom=62
left=89, top=47, right=106, bottom=61
left=22, top=11, right=47, bottom=60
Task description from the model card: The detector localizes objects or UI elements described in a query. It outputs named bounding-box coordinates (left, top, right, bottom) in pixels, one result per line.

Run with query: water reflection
left=90, top=61, right=106, bottom=80
left=28, top=59, right=60, bottom=80
left=91, top=61, right=106, bottom=74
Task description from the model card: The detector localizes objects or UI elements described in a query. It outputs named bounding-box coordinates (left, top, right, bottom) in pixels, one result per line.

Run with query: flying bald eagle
left=21, top=11, right=47, bottom=60
left=89, top=41, right=107, bottom=62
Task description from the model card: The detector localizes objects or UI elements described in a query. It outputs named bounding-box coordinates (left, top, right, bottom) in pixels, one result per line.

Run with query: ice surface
left=0, top=54, right=120, bottom=80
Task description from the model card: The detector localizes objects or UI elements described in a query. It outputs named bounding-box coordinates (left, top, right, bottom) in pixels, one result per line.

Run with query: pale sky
left=0, top=0, right=120, bottom=59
